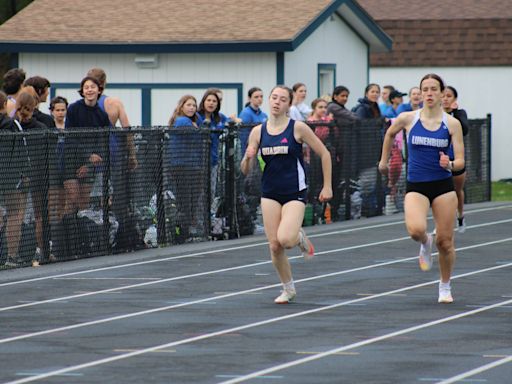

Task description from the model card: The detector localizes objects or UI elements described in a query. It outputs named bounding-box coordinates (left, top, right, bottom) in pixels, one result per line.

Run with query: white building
left=0, top=0, right=390, bottom=125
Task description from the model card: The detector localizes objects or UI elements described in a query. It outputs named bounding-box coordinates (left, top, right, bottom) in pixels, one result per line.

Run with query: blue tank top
left=98, top=94, right=107, bottom=112
left=260, top=119, right=306, bottom=195
left=407, top=110, right=452, bottom=182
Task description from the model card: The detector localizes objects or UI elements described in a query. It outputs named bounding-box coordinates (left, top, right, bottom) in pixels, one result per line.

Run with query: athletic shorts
left=406, top=177, right=454, bottom=205
left=261, top=189, right=308, bottom=206
left=452, top=167, right=466, bottom=177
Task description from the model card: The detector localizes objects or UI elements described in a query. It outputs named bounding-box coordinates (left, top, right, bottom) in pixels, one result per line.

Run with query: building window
left=317, top=64, right=336, bottom=98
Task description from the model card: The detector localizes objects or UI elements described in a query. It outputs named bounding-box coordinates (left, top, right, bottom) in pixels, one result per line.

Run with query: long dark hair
left=198, top=89, right=221, bottom=124
left=364, top=83, right=381, bottom=118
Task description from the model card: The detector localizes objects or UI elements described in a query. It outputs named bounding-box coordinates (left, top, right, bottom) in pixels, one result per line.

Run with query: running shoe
left=438, top=285, right=454, bottom=304
left=418, top=233, right=433, bottom=271
left=274, top=289, right=296, bottom=304
left=298, top=228, right=314, bottom=260
left=457, top=217, right=466, bottom=234
left=32, top=247, right=41, bottom=267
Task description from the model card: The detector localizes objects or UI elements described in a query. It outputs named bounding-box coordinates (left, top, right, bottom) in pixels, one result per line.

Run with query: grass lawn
left=492, top=180, right=512, bottom=201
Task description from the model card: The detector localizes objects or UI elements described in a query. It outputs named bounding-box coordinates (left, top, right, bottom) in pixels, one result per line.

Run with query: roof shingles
left=0, top=0, right=333, bottom=44
left=356, top=0, right=512, bottom=66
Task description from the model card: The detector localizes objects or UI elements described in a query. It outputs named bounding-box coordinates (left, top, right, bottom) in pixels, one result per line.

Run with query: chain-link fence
left=0, top=116, right=491, bottom=269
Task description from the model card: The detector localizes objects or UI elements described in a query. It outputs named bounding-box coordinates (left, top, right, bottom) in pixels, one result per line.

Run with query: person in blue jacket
left=197, top=89, right=228, bottom=206
left=238, top=87, right=267, bottom=155
left=379, top=74, right=464, bottom=304
left=168, top=95, right=209, bottom=241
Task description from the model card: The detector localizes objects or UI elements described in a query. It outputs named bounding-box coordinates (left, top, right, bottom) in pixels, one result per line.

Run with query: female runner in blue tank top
left=240, top=85, right=332, bottom=304
left=379, top=74, right=464, bottom=304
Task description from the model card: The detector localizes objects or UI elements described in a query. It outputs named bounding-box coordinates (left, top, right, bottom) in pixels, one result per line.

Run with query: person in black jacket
left=442, top=86, right=469, bottom=233
left=23, top=76, right=56, bottom=129
left=352, top=83, right=382, bottom=119
left=64, top=76, right=111, bottom=213
left=1, top=91, right=30, bottom=267
left=15, top=91, right=49, bottom=266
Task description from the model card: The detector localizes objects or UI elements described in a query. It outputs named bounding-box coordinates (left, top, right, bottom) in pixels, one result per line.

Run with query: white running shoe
left=438, top=285, right=454, bottom=304
left=274, top=290, right=296, bottom=304
left=419, top=234, right=433, bottom=271
left=298, top=228, right=314, bottom=260
left=457, top=217, right=466, bottom=234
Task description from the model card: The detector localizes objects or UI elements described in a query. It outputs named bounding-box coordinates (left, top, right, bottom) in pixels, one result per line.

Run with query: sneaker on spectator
left=274, top=289, right=296, bottom=304
left=457, top=217, right=466, bottom=234
left=32, top=247, right=41, bottom=267
left=438, top=285, right=454, bottom=304
left=298, top=228, right=314, bottom=260
left=419, top=233, right=433, bottom=271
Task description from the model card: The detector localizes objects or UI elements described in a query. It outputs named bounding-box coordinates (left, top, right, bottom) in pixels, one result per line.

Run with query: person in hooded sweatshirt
left=352, top=83, right=382, bottom=119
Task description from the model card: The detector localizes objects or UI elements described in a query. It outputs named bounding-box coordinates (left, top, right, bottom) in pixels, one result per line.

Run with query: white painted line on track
left=1, top=204, right=509, bottom=288
left=0, top=237, right=511, bottom=345
left=217, top=299, right=512, bottom=384
left=434, top=355, right=512, bottom=384
left=2, top=262, right=512, bottom=384
left=2, top=230, right=510, bottom=314
left=0, top=234, right=420, bottom=312
left=3, top=211, right=512, bottom=311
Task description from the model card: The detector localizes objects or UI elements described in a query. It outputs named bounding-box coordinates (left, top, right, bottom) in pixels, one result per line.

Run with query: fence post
left=486, top=113, right=492, bottom=201
left=42, top=129, right=51, bottom=260
left=156, top=129, right=167, bottom=245
left=103, top=128, right=112, bottom=255
left=225, top=122, right=238, bottom=239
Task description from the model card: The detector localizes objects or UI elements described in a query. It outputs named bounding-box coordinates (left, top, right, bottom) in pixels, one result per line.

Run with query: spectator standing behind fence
left=48, top=96, right=68, bottom=240
left=326, top=86, right=358, bottom=220
left=306, top=98, right=334, bottom=218
left=238, top=87, right=267, bottom=156
left=87, top=67, right=139, bottom=251
left=197, top=89, right=228, bottom=210
left=64, top=76, right=110, bottom=214
left=3, top=68, right=26, bottom=118
left=384, top=89, right=407, bottom=119
left=0, top=91, right=31, bottom=268
left=352, top=83, right=382, bottom=119
left=13, top=91, right=48, bottom=266
left=168, top=95, right=208, bottom=242
left=442, top=85, right=469, bottom=233
left=379, top=85, right=395, bottom=116
left=24, top=76, right=56, bottom=128
left=289, top=83, right=312, bottom=122
left=21, top=77, right=58, bottom=265
left=397, top=87, right=422, bottom=115
left=86, top=68, right=137, bottom=171
left=379, top=73, right=464, bottom=304
left=241, top=85, right=332, bottom=304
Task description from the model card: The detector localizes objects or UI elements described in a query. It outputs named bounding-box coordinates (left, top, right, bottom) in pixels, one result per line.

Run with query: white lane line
left=2, top=263, right=512, bottom=384
left=2, top=224, right=510, bottom=313
left=1, top=237, right=511, bottom=344
left=435, top=355, right=512, bottom=384
left=55, top=277, right=162, bottom=280
left=217, top=299, right=512, bottom=384
left=1, top=204, right=509, bottom=287
left=6, top=230, right=509, bottom=314
left=0, top=235, right=415, bottom=312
